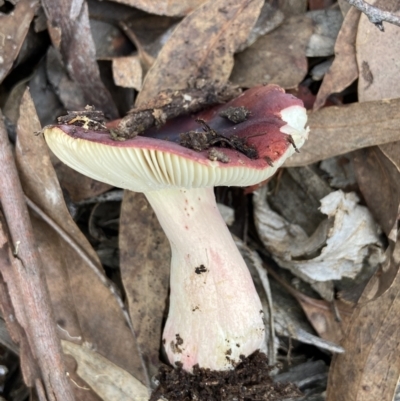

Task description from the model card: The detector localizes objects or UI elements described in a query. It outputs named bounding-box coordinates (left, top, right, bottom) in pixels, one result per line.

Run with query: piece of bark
left=314, top=7, right=361, bottom=110
left=116, top=82, right=240, bottom=138
left=136, top=0, right=263, bottom=105
left=42, top=0, right=118, bottom=119
left=285, top=98, right=400, bottom=167
left=0, top=0, right=39, bottom=84
left=0, top=110, right=74, bottom=399
left=230, top=15, right=313, bottom=89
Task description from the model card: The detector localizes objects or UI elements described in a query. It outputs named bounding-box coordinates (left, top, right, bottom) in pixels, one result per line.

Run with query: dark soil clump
left=150, top=351, right=301, bottom=401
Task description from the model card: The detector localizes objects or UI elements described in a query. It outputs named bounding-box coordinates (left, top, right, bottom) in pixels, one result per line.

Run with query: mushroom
left=43, top=85, right=308, bottom=372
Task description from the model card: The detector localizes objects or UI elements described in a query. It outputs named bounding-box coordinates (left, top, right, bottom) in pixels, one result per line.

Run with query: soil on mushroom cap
left=150, top=351, right=301, bottom=401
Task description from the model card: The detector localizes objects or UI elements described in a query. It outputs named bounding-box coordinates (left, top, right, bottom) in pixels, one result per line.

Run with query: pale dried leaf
left=285, top=98, right=400, bottom=167
left=137, top=0, right=263, bottom=105
left=119, top=192, right=170, bottom=378
left=254, top=188, right=383, bottom=283
left=112, top=56, right=142, bottom=90
left=314, top=7, right=361, bottom=110
left=62, top=341, right=149, bottom=401
left=0, top=0, right=39, bottom=84
left=230, top=15, right=313, bottom=89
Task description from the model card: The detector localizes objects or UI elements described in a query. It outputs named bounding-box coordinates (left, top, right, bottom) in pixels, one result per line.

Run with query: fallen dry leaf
left=119, top=14, right=179, bottom=72
left=0, top=0, right=39, bottom=84
left=62, top=341, right=149, bottom=401
left=351, top=0, right=400, bottom=238
left=14, top=89, right=147, bottom=383
left=353, top=146, right=400, bottom=238
left=42, top=0, right=118, bottom=118
left=266, top=267, right=352, bottom=345
left=230, top=15, right=313, bottom=89
left=356, top=0, right=400, bottom=102
left=137, top=0, right=263, bottom=104
left=285, top=98, right=400, bottom=167
left=119, top=191, right=170, bottom=378
left=51, top=154, right=113, bottom=203
left=326, top=237, right=400, bottom=401
left=108, top=0, right=206, bottom=16
left=236, top=1, right=284, bottom=52
left=314, top=7, right=361, bottom=110
left=112, top=56, right=143, bottom=90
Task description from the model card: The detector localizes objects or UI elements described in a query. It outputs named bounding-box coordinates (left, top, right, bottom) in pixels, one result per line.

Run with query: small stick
left=345, top=0, right=400, bottom=31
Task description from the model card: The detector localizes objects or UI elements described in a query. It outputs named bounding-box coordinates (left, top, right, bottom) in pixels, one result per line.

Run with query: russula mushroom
left=43, top=85, right=308, bottom=372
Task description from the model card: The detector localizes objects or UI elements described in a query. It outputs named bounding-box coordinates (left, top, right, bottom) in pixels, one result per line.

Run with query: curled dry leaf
left=230, top=15, right=313, bottom=89
left=254, top=187, right=383, bottom=284
left=62, top=341, right=149, bottom=401
left=0, top=0, right=39, bottom=84
left=119, top=192, right=170, bottom=378
left=108, top=0, right=207, bottom=17
left=285, top=98, right=400, bottom=167
left=15, top=90, right=147, bottom=383
left=137, top=0, right=263, bottom=105
left=314, top=7, right=361, bottom=110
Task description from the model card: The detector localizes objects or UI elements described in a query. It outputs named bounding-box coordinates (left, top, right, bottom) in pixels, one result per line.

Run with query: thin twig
left=345, top=0, right=400, bottom=31
left=0, top=111, right=75, bottom=400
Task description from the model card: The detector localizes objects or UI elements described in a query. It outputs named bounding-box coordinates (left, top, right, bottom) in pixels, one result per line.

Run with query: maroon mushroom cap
left=43, top=85, right=308, bottom=192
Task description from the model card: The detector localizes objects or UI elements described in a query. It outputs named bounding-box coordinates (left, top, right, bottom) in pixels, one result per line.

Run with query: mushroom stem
left=145, top=187, right=266, bottom=372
